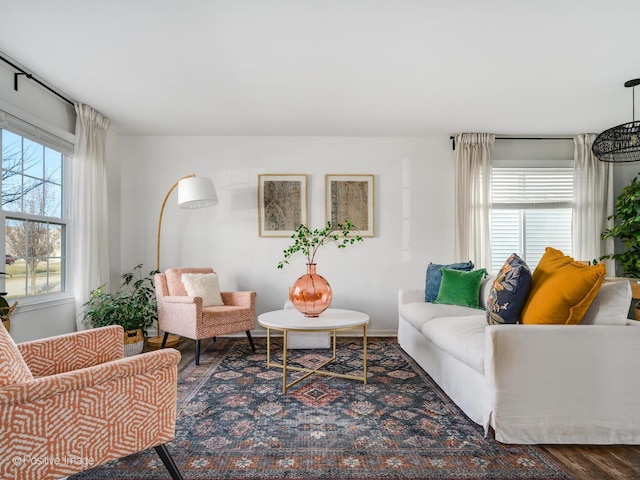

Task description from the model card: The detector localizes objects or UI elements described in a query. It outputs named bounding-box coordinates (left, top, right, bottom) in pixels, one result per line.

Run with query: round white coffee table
left=258, top=308, right=369, bottom=393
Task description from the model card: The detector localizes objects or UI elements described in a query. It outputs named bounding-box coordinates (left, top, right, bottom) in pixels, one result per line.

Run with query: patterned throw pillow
left=425, top=260, right=474, bottom=302
left=486, top=253, right=532, bottom=325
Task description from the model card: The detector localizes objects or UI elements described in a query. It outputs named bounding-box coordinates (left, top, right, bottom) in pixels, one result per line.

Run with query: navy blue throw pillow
left=425, top=260, right=474, bottom=303
left=486, top=253, right=532, bottom=325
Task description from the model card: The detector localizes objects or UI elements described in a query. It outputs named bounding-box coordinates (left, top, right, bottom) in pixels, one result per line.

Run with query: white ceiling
left=0, top=0, right=638, bottom=137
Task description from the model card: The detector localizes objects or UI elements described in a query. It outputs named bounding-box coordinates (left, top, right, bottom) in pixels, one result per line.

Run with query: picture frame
left=258, top=174, right=308, bottom=237
left=325, top=174, right=374, bottom=237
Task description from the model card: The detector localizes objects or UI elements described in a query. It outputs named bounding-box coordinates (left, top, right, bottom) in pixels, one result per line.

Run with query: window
left=491, top=167, right=573, bottom=273
left=1, top=111, right=72, bottom=299
left=490, top=140, right=574, bottom=273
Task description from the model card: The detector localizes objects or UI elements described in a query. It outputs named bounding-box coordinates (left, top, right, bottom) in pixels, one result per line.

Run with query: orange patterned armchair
left=155, top=267, right=256, bottom=365
left=0, top=325, right=183, bottom=480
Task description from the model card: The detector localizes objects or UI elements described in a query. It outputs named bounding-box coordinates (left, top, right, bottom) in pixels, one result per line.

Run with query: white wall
left=120, top=136, right=455, bottom=335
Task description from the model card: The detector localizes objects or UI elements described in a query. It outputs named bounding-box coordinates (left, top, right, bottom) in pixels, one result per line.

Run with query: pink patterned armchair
left=155, top=267, right=256, bottom=365
left=0, top=325, right=183, bottom=480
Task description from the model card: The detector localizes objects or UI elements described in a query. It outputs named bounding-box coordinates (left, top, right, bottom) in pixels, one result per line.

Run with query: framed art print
left=258, top=174, right=308, bottom=237
left=325, top=174, right=374, bottom=237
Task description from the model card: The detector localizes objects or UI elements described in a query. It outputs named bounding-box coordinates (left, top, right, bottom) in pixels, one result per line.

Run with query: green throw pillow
left=434, top=268, right=488, bottom=308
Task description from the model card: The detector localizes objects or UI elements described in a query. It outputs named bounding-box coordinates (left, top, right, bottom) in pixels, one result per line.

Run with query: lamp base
left=147, top=334, right=180, bottom=350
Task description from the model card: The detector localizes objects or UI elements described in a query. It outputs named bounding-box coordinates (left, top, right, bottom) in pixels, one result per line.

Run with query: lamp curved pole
left=156, top=174, right=195, bottom=271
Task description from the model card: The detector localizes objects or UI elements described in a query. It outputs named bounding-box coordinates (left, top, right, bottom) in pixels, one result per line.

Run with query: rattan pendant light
left=592, top=79, right=640, bottom=162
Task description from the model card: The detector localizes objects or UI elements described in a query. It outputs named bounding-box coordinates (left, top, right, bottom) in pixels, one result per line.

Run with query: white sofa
left=397, top=277, right=640, bottom=444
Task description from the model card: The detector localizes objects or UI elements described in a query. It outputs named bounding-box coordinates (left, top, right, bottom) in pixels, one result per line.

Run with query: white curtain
left=454, top=133, right=495, bottom=268
left=572, top=134, right=614, bottom=272
left=72, top=103, right=111, bottom=329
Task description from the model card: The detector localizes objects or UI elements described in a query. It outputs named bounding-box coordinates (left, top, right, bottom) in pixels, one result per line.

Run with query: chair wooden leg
left=160, top=332, right=169, bottom=349
left=154, top=444, right=184, bottom=480
left=246, top=330, right=256, bottom=352
left=195, top=339, right=201, bottom=365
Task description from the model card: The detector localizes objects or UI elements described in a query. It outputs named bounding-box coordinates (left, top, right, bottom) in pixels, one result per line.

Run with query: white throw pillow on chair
left=181, top=273, right=225, bottom=307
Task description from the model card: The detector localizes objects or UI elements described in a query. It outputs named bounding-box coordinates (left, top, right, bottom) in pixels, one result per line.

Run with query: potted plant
left=82, top=264, right=158, bottom=356
left=601, top=173, right=640, bottom=319
left=278, top=220, right=363, bottom=316
left=601, top=173, right=640, bottom=277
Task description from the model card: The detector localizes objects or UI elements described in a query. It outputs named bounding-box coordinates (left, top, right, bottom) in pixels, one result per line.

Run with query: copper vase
left=290, top=263, right=332, bottom=317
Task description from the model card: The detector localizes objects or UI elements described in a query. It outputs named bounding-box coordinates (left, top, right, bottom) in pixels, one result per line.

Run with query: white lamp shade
left=178, top=176, right=218, bottom=209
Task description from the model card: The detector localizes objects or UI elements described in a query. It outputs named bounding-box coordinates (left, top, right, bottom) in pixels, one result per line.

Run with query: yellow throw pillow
left=520, top=247, right=606, bottom=325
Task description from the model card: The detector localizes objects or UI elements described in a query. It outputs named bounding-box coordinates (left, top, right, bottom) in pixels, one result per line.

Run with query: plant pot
left=123, top=328, right=144, bottom=356
left=0, top=300, right=17, bottom=334
left=290, top=264, right=332, bottom=317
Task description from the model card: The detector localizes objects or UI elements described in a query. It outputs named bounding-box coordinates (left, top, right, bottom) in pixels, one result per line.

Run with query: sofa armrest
left=398, top=289, right=424, bottom=306
left=0, top=348, right=181, bottom=406
left=162, top=295, right=202, bottom=306
left=485, top=324, right=640, bottom=442
left=221, top=291, right=256, bottom=309
left=0, top=348, right=180, bottom=478
left=17, top=325, right=124, bottom=377
left=486, top=324, right=640, bottom=394
left=158, top=296, right=201, bottom=336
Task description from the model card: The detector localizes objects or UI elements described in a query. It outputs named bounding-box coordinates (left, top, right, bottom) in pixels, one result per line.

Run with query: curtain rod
left=0, top=53, right=74, bottom=107
left=449, top=135, right=573, bottom=151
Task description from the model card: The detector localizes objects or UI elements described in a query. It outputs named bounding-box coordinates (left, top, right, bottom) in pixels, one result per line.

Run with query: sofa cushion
left=399, top=302, right=483, bottom=332
left=479, top=274, right=497, bottom=309
left=581, top=280, right=631, bottom=326
left=0, top=323, right=33, bottom=386
left=521, top=247, right=606, bottom=325
left=421, top=315, right=486, bottom=374
left=434, top=268, right=487, bottom=308
left=182, top=272, right=225, bottom=307
left=486, top=253, right=532, bottom=325
left=425, top=260, right=473, bottom=302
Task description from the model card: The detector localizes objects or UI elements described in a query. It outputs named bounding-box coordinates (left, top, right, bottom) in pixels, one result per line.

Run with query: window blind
left=492, top=167, right=573, bottom=207
left=491, top=167, right=573, bottom=273
left=0, top=109, right=73, bottom=156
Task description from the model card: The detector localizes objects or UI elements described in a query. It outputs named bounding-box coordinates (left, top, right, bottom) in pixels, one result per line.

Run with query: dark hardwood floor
left=160, top=337, right=640, bottom=480
left=541, top=445, right=640, bottom=480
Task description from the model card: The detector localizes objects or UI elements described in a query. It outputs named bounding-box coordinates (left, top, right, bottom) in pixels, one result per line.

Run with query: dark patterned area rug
left=72, top=337, right=571, bottom=479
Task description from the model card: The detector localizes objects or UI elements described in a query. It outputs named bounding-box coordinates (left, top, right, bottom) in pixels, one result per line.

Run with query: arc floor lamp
left=148, top=174, right=218, bottom=349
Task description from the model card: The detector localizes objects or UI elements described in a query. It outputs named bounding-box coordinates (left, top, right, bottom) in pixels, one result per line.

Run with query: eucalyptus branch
left=277, top=220, right=363, bottom=269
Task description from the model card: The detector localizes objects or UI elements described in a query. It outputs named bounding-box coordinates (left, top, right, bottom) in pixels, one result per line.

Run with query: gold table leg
left=282, top=330, right=288, bottom=393
left=265, top=326, right=368, bottom=393
left=266, top=327, right=271, bottom=367
left=363, top=324, right=367, bottom=384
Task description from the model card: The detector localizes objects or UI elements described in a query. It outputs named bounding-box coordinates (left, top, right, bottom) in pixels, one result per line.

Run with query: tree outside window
left=2, top=129, right=66, bottom=299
